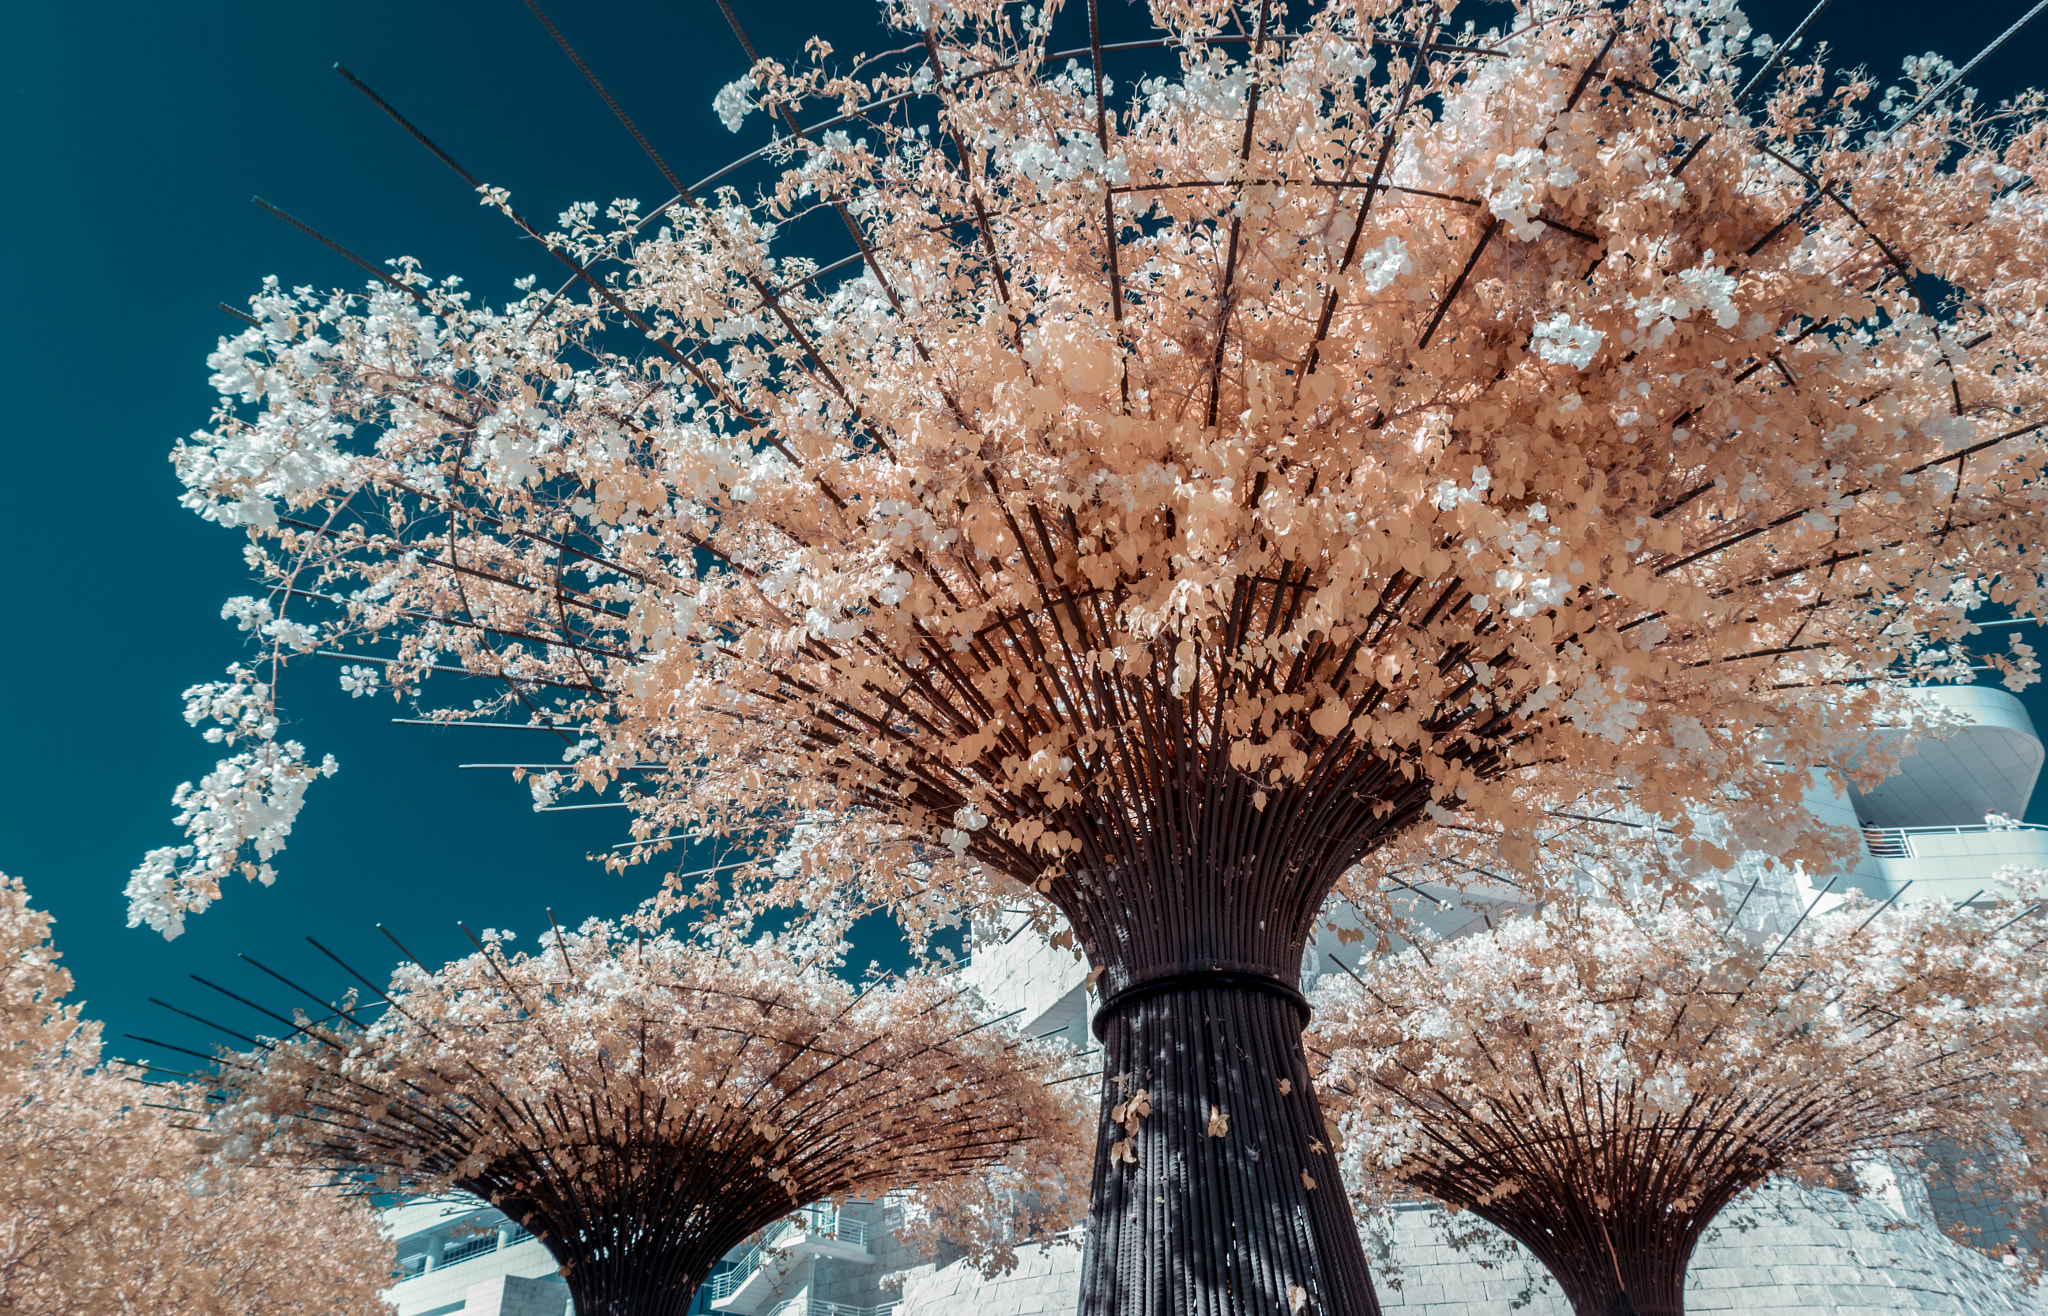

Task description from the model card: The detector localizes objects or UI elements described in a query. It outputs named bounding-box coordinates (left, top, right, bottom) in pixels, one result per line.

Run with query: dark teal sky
left=1, top=0, right=2044, bottom=1064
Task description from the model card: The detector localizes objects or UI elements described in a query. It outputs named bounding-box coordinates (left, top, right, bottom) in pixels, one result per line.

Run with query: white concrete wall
left=383, top=1198, right=568, bottom=1316
left=1866, top=828, right=2048, bottom=903
left=461, top=1275, right=573, bottom=1316
left=1851, top=686, right=2044, bottom=827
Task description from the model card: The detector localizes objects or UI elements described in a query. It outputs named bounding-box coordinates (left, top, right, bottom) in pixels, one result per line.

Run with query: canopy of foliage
left=138, top=0, right=2048, bottom=959
left=0, top=873, right=391, bottom=1316
left=211, top=920, right=1090, bottom=1313
left=1309, top=882, right=2048, bottom=1313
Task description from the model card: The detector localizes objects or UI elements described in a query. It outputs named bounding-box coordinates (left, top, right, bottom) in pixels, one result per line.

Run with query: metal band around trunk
left=1091, top=968, right=1311, bottom=1041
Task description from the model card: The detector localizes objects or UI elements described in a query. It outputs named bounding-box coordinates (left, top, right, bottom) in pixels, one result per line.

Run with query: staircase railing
left=705, top=1206, right=871, bottom=1303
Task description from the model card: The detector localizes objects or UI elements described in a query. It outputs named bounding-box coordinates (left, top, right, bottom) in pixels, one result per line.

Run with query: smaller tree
left=0, top=873, right=392, bottom=1316
left=1310, top=883, right=2048, bottom=1316
left=212, top=921, right=1090, bottom=1316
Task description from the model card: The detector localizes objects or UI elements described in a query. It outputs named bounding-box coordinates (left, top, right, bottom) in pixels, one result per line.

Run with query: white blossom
left=1531, top=313, right=1604, bottom=369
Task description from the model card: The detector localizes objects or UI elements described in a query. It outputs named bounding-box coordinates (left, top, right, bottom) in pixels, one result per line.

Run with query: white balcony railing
left=440, top=1234, right=499, bottom=1266
left=1862, top=821, right=2048, bottom=859
left=706, top=1206, right=870, bottom=1302
left=766, top=1301, right=900, bottom=1316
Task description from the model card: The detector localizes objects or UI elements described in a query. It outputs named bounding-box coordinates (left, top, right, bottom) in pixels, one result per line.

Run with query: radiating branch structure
left=1311, top=891, right=2048, bottom=1316
left=144, top=0, right=2048, bottom=1308
left=209, top=924, right=1087, bottom=1316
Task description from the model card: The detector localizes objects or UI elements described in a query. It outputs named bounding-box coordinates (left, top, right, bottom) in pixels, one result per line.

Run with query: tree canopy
left=211, top=920, right=1090, bottom=1315
left=137, top=0, right=2048, bottom=944
left=135, top=0, right=2048, bottom=1308
left=0, top=874, right=391, bottom=1316
left=1310, top=885, right=2048, bottom=1315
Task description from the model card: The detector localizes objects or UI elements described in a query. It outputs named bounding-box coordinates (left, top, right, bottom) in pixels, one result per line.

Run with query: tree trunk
left=1548, top=1265, right=1683, bottom=1316
left=1079, top=977, right=1383, bottom=1316
left=1481, top=1211, right=1693, bottom=1316
left=471, top=1182, right=772, bottom=1316
left=560, top=1251, right=714, bottom=1316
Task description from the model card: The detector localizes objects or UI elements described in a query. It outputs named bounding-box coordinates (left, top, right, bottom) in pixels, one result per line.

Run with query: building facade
left=381, top=1197, right=571, bottom=1316
left=383, top=685, right=2048, bottom=1316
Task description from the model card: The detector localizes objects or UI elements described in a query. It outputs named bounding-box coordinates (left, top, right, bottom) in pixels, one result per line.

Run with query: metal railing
left=395, top=1254, right=429, bottom=1281
left=806, top=1205, right=867, bottom=1247
left=440, top=1233, right=499, bottom=1265
left=706, top=1259, right=757, bottom=1302
left=765, top=1300, right=900, bottom=1316
left=705, top=1207, right=870, bottom=1302
left=1862, top=821, right=2048, bottom=859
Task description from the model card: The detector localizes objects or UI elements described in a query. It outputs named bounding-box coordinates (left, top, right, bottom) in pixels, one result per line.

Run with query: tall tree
left=146, top=0, right=2048, bottom=1309
left=208, top=922, right=1089, bottom=1316
left=0, top=873, right=391, bottom=1316
left=1310, top=888, right=2048, bottom=1316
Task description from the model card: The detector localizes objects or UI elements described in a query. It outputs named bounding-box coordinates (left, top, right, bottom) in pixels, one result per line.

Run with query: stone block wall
left=959, top=913, right=1089, bottom=1032
left=460, top=1275, right=572, bottom=1316
left=891, top=1236, right=1084, bottom=1316
left=874, top=1184, right=2043, bottom=1316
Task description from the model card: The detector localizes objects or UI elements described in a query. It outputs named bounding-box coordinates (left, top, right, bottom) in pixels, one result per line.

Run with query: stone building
left=381, top=684, right=2048, bottom=1316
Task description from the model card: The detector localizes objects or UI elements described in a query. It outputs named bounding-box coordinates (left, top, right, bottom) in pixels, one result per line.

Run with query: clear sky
left=2, top=0, right=2044, bottom=1066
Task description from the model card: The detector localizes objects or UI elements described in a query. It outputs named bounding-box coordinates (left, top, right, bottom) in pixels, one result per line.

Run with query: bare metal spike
left=188, top=974, right=328, bottom=1042
left=1721, top=877, right=1762, bottom=934
left=305, top=937, right=417, bottom=1015
left=312, top=649, right=602, bottom=695
left=1882, top=0, right=2048, bottom=137
left=123, top=1034, right=224, bottom=1065
left=377, top=923, right=433, bottom=972
left=459, top=763, right=660, bottom=771
left=1849, top=882, right=1912, bottom=937
left=1733, top=0, right=1837, bottom=108
left=250, top=197, right=425, bottom=304
left=333, top=65, right=483, bottom=191
left=239, top=953, right=371, bottom=1028
left=546, top=908, right=579, bottom=981
left=150, top=995, right=267, bottom=1047
left=1995, top=903, right=2042, bottom=933
left=523, top=0, right=686, bottom=202
left=391, top=718, right=592, bottom=731
left=1762, top=872, right=1844, bottom=968
left=609, top=833, right=701, bottom=851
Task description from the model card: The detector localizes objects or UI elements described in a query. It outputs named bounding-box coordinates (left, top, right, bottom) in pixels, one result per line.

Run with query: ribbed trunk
left=462, top=1184, right=731, bottom=1316
left=1546, top=1260, right=1683, bottom=1316
left=560, top=1255, right=716, bottom=1316
left=1079, top=978, right=1383, bottom=1316
left=1475, top=1206, right=1696, bottom=1316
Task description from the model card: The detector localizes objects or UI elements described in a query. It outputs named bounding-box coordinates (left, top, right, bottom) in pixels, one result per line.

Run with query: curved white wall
left=1849, top=687, right=2043, bottom=827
